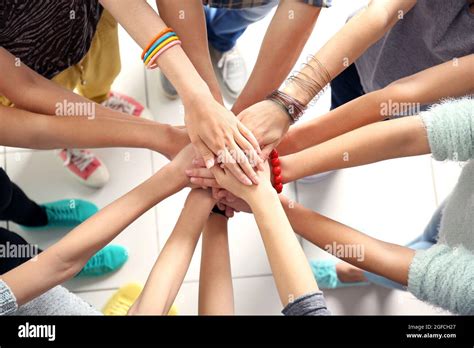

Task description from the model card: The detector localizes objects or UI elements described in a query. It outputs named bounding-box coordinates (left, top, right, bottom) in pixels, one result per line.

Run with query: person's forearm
left=281, top=116, right=430, bottom=183
left=232, top=1, right=320, bottom=114
left=284, top=0, right=417, bottom=104
left=198, top=214, right=234, bottom=315
left=99, top=0, right=212, bottom=103
left=280, top=54, right=474, bottom=155
left=280, top=195, right=415, bottom=285
left=0, top=106, right=188, bottom=156
left=132, top=190, right=215, bottom=315
left=249, top=188, right=318, bottom=306
left=278, top=91, right=384, bottom=155
left=156, top=0, right=223, bottom=103
left=1, top=164, right=187, bottom=306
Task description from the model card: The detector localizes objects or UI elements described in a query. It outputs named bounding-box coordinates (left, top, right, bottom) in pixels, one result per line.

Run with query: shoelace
left=102, top=95, right=136, bottom=115
left=47, top=203, right=80, bottom=223
left=217, top=48, right=244, bottom=79
left=83, top=250, right=105, bottom=270
left=63, top=149, right=95, bottom=172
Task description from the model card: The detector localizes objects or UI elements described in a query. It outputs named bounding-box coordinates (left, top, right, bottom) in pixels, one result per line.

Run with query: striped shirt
left=203, top=0, right=332, bottom=9
left=0, top=0, right=103, bottom=79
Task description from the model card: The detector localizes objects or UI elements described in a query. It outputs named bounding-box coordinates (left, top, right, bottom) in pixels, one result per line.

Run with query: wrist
left=166, top=162, right=189, bottom=190
left=182, top=87, right=213, bottom=109
left=282, top=83, right=311, bottom=106
left=279, top=155, right=292, bottom=185
left=266, top=91, right=306, bottom=124
left=247, top=182, right=277, bottom=209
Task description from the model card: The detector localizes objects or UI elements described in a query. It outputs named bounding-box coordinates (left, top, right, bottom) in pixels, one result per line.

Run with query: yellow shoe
left=102, top=283, right=142, bottom=315
left=168, top=304, right=179, bottom=316
left=102, top=283, right=179, bottom=315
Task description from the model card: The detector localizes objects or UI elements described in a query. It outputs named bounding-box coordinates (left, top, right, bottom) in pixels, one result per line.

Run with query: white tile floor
left=3, top=1, right=460, bottom=315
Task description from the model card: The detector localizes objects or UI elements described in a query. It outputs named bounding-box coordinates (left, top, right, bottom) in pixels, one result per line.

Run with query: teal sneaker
left=21, top=199, right=98, bottom=230
left=77, top=245, right=128, bottom=277
left=310, top=259, right=370, bottom=289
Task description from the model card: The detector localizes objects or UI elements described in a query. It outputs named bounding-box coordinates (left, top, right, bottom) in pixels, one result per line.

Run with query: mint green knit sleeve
left=408, top=244, right=474, bottom=315
left=420, top=96, right=474, bottom=161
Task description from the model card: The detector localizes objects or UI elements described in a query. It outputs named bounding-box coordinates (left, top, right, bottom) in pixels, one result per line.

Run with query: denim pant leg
left=205, top=1, right=278, bottom=52
left=362, top=202, right=445, bottom=290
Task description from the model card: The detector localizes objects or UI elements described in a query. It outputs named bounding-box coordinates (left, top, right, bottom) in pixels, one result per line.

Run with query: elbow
left=365, top=1, right=406, bottom=32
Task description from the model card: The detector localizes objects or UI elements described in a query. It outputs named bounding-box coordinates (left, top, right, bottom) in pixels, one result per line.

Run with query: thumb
left=193, top=138, right=216, bottom=169
left=261, top=143, right=276, bottom=161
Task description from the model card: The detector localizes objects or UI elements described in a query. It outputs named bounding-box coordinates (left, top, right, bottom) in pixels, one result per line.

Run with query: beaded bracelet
left=270, top=149, right=283, bottom=193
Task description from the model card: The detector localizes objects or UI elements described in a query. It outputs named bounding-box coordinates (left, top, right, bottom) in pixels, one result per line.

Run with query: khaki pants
left=0, top=10, right=121, bottom=107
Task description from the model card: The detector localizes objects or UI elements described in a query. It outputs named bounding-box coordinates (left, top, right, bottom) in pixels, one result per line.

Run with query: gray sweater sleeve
left=408, top=244, right=474, bottom=315
left=0, top=279, right=18, bottom=315
left=282, top=292, right=331, bottom=316
left=420, top=96, right=474, bottom=161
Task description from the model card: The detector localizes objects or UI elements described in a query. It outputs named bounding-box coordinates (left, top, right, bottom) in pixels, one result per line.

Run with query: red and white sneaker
left=101, top=91, right=152, bottom=120
left=59, top=149, right=110, bottom=189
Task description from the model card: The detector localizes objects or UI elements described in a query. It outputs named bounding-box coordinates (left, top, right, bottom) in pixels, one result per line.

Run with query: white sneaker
left=59, top=149, right=110, bottom=189
left=211, top=46, right=247, bottom=100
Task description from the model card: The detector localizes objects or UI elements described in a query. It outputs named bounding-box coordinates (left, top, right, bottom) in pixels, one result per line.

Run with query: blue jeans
left=205, top=1, right=278, bottom=52
left=363, top=202, right=445, bottom=290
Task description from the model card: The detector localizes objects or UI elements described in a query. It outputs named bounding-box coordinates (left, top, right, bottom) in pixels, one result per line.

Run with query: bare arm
left=0, top=105, right=188, bottom=158
left=211, top=166, right=318, bottom=307
left=156, top=0, right=223, bottom=102
left=284, top=0, right=418, bottom=104
left=280, top=195, right=414, bottom=285
left=280, top=116, right=430, bottom=183
left=0, top=160, right=188, bottom=306
left=130, top=189, right=216, bottom=315
left=99, top=0, right=261, bottom=185
left=0, top=47, right=189, bottom=157
left=238, top=0, right=417, bottom=158
left=232, top=0, right=321, bottom=114
left=279, top=54, right=474, bottom=155
left=198, top=213, right=234, bottom=315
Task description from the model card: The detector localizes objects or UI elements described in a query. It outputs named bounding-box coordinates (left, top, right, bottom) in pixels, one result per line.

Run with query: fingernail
left=206, top=159, right=215, bottom=169
left=192, top=159, right=198, bottom=165
left=190, top=178, right=197, bottom=183
left=244, top=177, right=253, bottom=186
left=185, top=169, right=192, bottom=175
left=253, top=175, right=260, bottom=184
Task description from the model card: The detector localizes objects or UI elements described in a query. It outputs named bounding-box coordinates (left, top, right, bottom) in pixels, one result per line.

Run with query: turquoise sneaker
left=77, top=245, right=128, bottom=277
left=310, top=259, right=370, bottom=289
left=21, top=199, right=98, bottom=230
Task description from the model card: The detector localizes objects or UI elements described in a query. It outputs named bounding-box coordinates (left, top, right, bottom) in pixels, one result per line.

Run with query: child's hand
left=210, top=161, right=273, bottom=203
left=169, top=144, right=213, bottom=189
left=164, top=126, right=190, bottom=160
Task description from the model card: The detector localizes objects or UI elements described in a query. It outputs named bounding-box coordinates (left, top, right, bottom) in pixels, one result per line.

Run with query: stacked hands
left=170, top=98, right=291, bottom=217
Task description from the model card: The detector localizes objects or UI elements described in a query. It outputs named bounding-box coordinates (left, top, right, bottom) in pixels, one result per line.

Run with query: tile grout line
left=73, top=287, right=119, bottom=294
